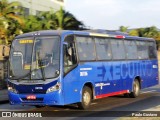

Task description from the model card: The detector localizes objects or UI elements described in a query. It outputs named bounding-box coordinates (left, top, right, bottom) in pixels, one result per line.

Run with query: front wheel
left=129, top=80, right=140, bottom=98
left=77, top=86, right=92, bottom=110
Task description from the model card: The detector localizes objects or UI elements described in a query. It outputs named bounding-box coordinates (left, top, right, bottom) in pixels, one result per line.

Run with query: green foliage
left=23, top=15, right=43, bottom=33
left=54, top=7, right=83, bottom=30
left=129, top=30, right=139, bottom=36
left=38, top=10, right=57, bottom=30
left=0, top=0, right=24, bottom=45
left=0, top=0, right=84, bottom=45
left=142, top=26, right=159, bottom=38
left=120, top=26, right=160, bottom=41
left=119, top=26, right=128, bottom=32
left=1, top=0, right=160, bottom=46
left=133, top=26, right=160, bottom=40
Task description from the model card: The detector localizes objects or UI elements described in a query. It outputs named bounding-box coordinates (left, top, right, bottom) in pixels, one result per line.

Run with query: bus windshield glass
left=9, top=36, right=60, bottom=80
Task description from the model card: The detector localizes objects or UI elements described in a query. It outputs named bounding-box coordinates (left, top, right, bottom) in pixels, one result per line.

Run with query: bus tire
left=77, top=86, right=92, bottom=110
left=129, top=79, right=140, bottom=98
left=35, top=105, right=44, bottom=108
left=124, top=93, right=130, bottom=98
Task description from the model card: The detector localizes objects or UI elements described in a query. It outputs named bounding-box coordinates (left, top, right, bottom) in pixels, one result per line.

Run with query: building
left=9, top=0, right=64, bottom=15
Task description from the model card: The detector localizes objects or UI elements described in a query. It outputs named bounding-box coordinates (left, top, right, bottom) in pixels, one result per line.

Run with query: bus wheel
left=129, top=79, right=140, bottom=98
left=35, top=105, right=44, bottom=108
left=123, top=93, right=130, bottom=98
left=77, top=86, right=92, bottom=110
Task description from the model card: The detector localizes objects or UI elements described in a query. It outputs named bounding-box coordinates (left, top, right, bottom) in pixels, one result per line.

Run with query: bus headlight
left=8, top=86, right=18, bottom=94
left=46, top=83, right=60, bottom=93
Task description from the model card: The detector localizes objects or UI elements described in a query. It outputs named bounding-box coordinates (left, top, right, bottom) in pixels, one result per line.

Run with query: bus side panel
left=123, top=60, right=159, bottom=90
left=94, top=60, right=159, bottom=97
left=97, top=61, right=123, bottom=96
left=63, top=62, right=102, bottom=104
left=63, top=66, right=81, bottom=104
left=63, top=61, right=124, bottom=104
left=63, top=59, right=159, bottom=105
left=78, top=62, right=123, bottom=98
left=140, top=60, right=159, bottom=89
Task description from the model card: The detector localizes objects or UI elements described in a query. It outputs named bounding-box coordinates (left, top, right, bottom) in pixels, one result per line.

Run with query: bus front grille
left=18, top=90, right=46, bottom=94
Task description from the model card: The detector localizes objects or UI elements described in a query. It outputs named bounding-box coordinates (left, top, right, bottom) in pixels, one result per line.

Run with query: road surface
left=0, top=85, right=160, bottom=119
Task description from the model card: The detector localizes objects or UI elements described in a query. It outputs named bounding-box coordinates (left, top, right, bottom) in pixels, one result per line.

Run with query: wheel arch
left=82, top=82, right=94, bottom=100
left=132, top=76, right=141, bottom=91
left=134, top=76, right=142, bottom=89
left=129, top=76, right=141, bottom=98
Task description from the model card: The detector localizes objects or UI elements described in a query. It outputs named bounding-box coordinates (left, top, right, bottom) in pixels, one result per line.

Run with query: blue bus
left=8, top=30, right=159, bottom=109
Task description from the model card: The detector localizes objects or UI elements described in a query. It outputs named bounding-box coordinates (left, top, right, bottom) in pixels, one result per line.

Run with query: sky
left=65, top=0, right=160, bottom=30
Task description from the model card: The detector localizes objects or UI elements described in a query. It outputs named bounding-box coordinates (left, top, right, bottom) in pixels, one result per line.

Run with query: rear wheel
left=77, top=86, right=92, bottom=110
left=123, top=93, right=130, bottom=98
left=129, top=79, right=140, bottom=98
left=35, top=105, right=44, bottom=108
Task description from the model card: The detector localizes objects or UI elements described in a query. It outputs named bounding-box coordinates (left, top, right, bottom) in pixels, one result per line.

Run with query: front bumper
left=8, top=91, right=64, bottom=106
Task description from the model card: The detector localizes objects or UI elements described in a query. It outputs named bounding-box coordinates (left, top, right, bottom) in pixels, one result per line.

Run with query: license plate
left=26, top=95, right=36, bottom=100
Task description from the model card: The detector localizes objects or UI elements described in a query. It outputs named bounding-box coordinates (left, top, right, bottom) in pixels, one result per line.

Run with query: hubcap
left=83, top=91, right=90, bottom=105
left=134, top=82, right=139, bottom=95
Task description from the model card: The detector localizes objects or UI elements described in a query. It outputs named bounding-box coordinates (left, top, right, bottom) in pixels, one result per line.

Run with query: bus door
left=63, top=35, right=80, bottom=104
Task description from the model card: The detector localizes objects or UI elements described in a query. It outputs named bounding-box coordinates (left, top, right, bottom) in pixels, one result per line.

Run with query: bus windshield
left=9, top=36, right=60, bottom=80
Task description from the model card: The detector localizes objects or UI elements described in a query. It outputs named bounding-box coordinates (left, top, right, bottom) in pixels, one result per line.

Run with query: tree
left=142, top=26, right=159, bottom=38
left=129, top=29, right=139, bottom=36
left=23, top=8, right=84, bottom=32
left=23, top=15, right=43, bottom=33
left=0, top=0, right=23, bottom=25
left=38, top=10, right=57, bottom=30
left=0, top=0, right=24, bottom=44
left=128, top=26, right=159, bottom=38
left=119, top=26, right=128, bottom=32
left=0, top=27, right=7, bottom=44
left=54, top=7, right=83, bottom=30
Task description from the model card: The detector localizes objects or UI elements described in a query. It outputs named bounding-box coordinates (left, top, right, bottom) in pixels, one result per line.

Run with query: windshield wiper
left=14, top=58, right=46, bottom=82
left=16, top=68, right=38, bottom=82
left=37, top=52, right=46, bottom=81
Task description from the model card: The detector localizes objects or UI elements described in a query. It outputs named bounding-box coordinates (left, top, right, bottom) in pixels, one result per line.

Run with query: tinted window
left=63, top=35, right=77, bottom=73
left=111, top=39, right=125, bottom=60
left=148, top=41, right=157, bottom=59
left=95, top=38, right=111, bottom=60
left=76, top=37, right=96, bottom=61
left=124, top=40, right=138, bottom=59
left=136, top=41, right=148, bottom=59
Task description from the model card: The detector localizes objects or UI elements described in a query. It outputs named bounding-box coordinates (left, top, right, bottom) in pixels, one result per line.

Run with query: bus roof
left=15, top=30, right=155, bottom=41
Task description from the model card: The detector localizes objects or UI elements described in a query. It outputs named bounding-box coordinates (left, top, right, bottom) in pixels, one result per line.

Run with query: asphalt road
left=0, top=89, right=8, bottom=102
left=0, top=85, right=160, bottom=119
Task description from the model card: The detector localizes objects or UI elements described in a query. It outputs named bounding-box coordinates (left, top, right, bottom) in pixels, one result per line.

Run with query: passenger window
left=136, top=41, right=148, bottom=59
left=148, top=41, right=157, bottom=59
left=124, top=40, right=138, bottom=59
left=76, top=36, right=96, bottom=61
left=63, top=35, right=77, bottom=74
left=95, top=38, right=111, bottom=60
left=111, top=39, right=125, bottom=60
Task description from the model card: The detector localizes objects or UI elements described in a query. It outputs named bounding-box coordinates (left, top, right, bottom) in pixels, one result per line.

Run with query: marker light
left=115, top=35, right=125, bottom=39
